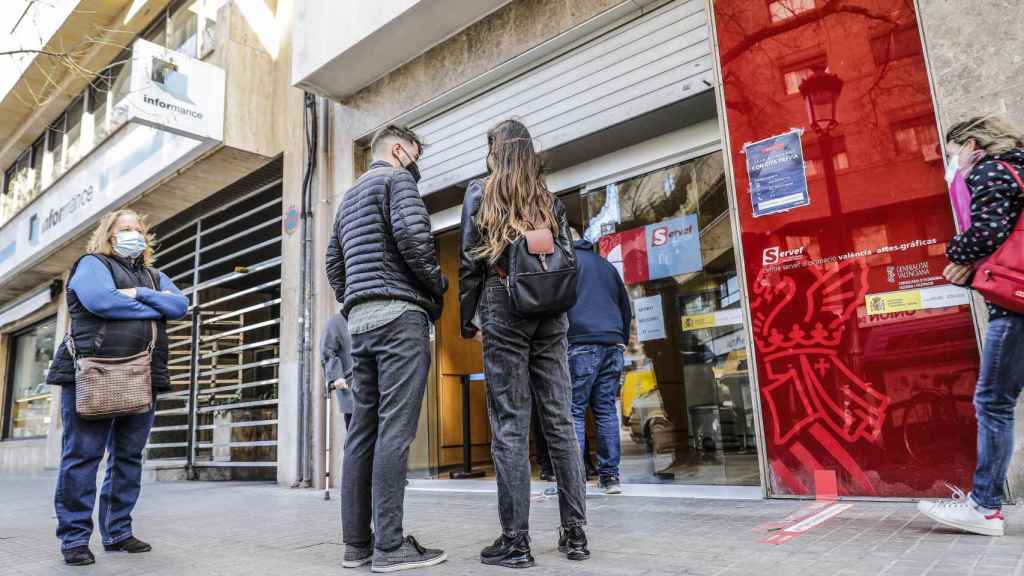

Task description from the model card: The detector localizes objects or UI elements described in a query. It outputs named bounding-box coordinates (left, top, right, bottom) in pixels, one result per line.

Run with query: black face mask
left=399, top=146, right=421, bottom=183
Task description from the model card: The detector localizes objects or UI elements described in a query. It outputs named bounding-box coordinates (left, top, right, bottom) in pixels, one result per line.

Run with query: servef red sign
left=598, top=215, right=702, bottom=285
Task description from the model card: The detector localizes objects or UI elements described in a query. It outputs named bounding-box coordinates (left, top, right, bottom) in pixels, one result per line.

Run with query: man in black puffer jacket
left=325, top=124, right=448, bottom=572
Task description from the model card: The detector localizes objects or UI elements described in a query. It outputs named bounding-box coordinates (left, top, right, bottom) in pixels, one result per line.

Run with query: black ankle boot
left=480, top=533, right=535, bottom=568
left=63, top=546, right=95, bottom=566
left=558, top=527, right=590, bottom=561
left=104, top=537, right=152, bottom=553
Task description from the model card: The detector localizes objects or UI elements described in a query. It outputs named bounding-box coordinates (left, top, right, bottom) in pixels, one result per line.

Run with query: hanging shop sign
left=0, top=40, right=225, bottom=285
left=114, top=38, right=226, bottom=141
left=745, top=130, right=810, bottom=217
left=598, top=214, right=702, bottom=285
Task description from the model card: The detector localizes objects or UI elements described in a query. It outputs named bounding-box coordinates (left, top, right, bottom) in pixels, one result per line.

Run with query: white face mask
left=944, top=152, right=960, bottom=185
left=113, top=230, right=146, bottom=259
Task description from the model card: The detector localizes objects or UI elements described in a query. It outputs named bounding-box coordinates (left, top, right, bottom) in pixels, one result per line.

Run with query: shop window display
left=582, top=152, right=760, bottom=485
left=6, top=318, right=57, bottom=438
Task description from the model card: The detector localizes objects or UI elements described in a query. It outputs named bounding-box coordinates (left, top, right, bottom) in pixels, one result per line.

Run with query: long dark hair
left=472, top=119, right=557, bottom=263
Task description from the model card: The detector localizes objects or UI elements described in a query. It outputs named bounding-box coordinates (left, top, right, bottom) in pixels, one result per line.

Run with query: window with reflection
left=712, top=0, right=980, bottom=497
left=5, top=318, right=57, bottom=439
left=582, top=152, right=760, bottom=486
left=29, top=137, right=44, bottom=198
left=46, top=115, right=65, bottom=183
left=64, top=96, right=85, bottom=168
left=769, top=0, right=815, bottom=23
left=170, top=1, right=199, bottom=58
left=89, top=71, right=111, bottom=143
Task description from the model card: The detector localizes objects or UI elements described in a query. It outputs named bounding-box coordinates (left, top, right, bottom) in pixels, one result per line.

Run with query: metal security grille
left=146, top=160, right=282, bottom=479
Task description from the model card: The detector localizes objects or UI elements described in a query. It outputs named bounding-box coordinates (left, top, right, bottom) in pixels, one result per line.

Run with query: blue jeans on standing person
left=569, top=344, right=624, bottom=480
left=54, top=384, right=156, bottom=551
left=971, top=314, right=1024, bottom=510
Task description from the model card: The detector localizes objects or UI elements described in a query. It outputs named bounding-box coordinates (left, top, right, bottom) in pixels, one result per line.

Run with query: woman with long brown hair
left=459, top=119, right=588, bottom=568
left=46, top=209, right=188, bottom=565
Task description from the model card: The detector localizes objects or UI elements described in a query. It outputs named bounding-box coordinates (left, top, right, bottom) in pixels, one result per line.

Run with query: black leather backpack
left=505, top=228, right=577, bottom=316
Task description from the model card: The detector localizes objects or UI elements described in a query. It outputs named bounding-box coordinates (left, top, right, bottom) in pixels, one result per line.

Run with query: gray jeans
left=341, top=310, right=430, bottom=551
left=480, top=277, right=587, bottom=537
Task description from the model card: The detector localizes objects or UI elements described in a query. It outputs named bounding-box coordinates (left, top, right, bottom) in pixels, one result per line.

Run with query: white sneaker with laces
left=917, top=485, right=1004, bottom=536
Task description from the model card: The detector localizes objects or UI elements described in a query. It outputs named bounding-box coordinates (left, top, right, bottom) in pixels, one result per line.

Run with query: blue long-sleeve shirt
left=69, top=255, right=189, bottom=320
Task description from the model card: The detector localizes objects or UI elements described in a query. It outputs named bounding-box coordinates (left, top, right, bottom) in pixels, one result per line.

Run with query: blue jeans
left=569, top=344, right=624, bottom=479
left=54, top=384, right=155, bottom=551
left=972, top=314, right=1024, bottom=509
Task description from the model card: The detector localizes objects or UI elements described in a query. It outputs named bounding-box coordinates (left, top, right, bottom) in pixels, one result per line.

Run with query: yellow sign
left=681, top=313, right=716, bottom=331
left=621, top=369, right=657, bottom=420
left=865, top=289, right=923, bottom=315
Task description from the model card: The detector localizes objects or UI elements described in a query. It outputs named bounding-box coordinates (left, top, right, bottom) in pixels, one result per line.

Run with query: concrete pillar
left=273, top=0, right=308, bottom=487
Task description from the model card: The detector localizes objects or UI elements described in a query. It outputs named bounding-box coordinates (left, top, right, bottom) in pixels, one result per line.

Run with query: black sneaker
left=599, top=476, right=622, bottom=495
left=104, top=537, right=152, bottom=553
left=480, top=533, right=534, bottom=569
left=538, top=471, right=556, bottom=482
left=371, top=535, right=446, bottom=573
left=343, top=533, right=374, bottom=568
left=558, top=527, right=590, bottom=561
left=63, top=546, right=95, bottom=566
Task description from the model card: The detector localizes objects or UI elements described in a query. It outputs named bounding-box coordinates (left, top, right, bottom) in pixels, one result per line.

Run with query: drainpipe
left=297, top=92, right=319, bottom=487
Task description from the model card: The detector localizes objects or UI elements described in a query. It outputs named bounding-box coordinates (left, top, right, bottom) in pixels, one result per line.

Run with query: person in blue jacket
left=567, top=229, right=632, bottom=495
left=46, top=209, right=188, bottom=566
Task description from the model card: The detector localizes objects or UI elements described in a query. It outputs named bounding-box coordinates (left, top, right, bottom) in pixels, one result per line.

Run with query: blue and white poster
left=745, top=130, right=810, bottom=217
left=645, top=214, right=702, bottom=280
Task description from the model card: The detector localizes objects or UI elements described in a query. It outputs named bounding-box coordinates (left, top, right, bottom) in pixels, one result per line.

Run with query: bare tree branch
left=721, top=0, right=903, bottom=65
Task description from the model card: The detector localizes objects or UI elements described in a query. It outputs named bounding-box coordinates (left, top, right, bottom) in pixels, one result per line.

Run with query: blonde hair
left=946, top=115, right=1024, bottom=156
left=86, top=209, right=157, bottom=267
left=472, top=119, right=557, bottom=263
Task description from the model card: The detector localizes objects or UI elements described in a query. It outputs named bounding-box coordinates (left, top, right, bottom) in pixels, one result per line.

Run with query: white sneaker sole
left=342, top=557, right=372, bottom=568
left=919, top=506, right=1004, bottom=537
left=371, top=552, right=448, bottom=573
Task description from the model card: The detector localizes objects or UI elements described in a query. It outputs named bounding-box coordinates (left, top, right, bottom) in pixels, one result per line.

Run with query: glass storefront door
left=581, top=151, right=760, bottom=486
left=5, top=318, right=57, bottom=438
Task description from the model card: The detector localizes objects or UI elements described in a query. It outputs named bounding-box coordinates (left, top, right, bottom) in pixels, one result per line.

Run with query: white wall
left=291, top=0, right=509, bottom=98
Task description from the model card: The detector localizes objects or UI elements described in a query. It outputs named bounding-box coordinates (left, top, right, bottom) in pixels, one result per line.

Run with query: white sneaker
left=917, top=486, right=1004, bottom=536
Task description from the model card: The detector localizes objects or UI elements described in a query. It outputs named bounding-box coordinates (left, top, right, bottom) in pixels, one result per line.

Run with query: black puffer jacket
left=458, top=179, right=574, bottom=338
left=326, top=161, right=447, bottom=320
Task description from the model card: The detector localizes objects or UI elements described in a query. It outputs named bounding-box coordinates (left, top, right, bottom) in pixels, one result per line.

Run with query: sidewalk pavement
left=3, top=476, right=1024, bottom=576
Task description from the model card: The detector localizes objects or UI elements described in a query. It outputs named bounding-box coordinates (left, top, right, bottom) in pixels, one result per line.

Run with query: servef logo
left=763, top=245, right=805, bottom=265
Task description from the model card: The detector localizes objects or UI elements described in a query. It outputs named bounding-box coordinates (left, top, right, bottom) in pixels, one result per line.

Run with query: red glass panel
left=711, top=0, right=979, bottom=497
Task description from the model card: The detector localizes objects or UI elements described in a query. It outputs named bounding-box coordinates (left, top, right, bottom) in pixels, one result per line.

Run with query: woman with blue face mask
left=918, top=115, right=1024, bottom=537
left=46, top=209, right=188, bottom=566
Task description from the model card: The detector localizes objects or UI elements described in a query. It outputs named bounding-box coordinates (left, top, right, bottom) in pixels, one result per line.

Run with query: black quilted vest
left=47, top=254, right=171, bottom=391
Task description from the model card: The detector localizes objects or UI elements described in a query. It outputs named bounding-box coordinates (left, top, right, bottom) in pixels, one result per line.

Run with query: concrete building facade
left=0, top=0, right=311, bottom=487
left=291, top=0, right=1024, bottom=500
